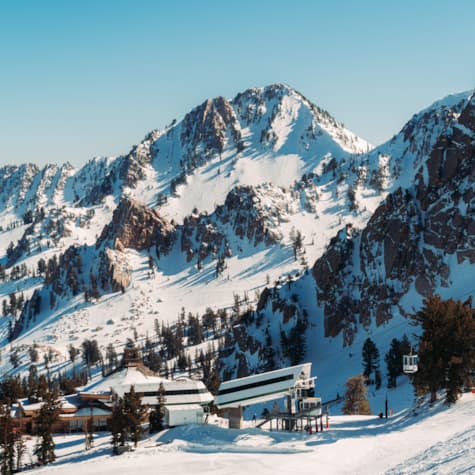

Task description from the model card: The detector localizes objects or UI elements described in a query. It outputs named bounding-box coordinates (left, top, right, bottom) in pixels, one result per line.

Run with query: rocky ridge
left=312, top=92, right=475, bottom=345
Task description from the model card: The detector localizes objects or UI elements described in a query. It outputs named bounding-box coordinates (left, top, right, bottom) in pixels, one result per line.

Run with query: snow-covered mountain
left=219, top=89, right=475, bottom=388
left=0, top=83, right=473, bottom=404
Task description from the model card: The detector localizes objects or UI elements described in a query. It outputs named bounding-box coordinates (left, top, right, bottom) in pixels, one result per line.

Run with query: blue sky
left=1, top=0, right=474, bottom=167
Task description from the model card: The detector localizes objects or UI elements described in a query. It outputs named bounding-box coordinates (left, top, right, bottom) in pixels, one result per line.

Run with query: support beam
left=227, top=406, right=243, bottom=429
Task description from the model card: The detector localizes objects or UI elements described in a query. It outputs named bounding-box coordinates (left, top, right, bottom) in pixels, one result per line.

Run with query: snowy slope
left=0, top=84, right=374, bottom=359
left=0, top=85, right=473, bottom=415
left=25, top=393, right=475, bottom=475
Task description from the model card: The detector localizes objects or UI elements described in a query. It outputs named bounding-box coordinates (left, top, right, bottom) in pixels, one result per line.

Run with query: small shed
left=165, top=404, right=204, bottom=427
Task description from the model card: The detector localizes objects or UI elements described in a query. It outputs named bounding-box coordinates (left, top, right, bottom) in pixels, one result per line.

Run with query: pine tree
left=27, top=364, right=39, bottom=402
left=207, top=359, right=221, bottom=395
left=362, top=337, right=380, bottom=385
left=123, top=386, right=146, bottom=448
left=342, top=375, right=372, bottom=415
left=149, top=382, right=166, bottom=433
left=260, top=328, right=276, bottom=372
left=35, top=389, right=60, bottom=465
left=0, top=376, right=25, bottom=402
left=412, top=295, right=475, bottom=404
left=385, top=338, right=404, bottom=388
left=81, top=339, right=101, bottom=379
left=0, top=402, right=15, bottom=474
left=280, top=318, right=307, bottom=365
left=109, top=397, right=126, bottom=454
left=28, top=346, right=39, bottom=363
left=105, top=344, right=118, bottom=373
left=68, top=345, right=79, bottom=366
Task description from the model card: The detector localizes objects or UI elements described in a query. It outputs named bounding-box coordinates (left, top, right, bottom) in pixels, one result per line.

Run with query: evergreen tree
left=28, top=346, right=39, bottom=363
left=37, top=375, right=49, bottom=400
left=0, top=376, right=25, bottom=402
left=145, top=351, right=162, bottom=373
left=187, top=314, right=203, bottom=345
left=412, top=295, right=475, bottom=404
left=149, top=382, right=166, bottom=433
left=362, top=337, right=380, bottom=385
left=202, top=307, right=216, bottom=334
left=123, top=386, right=146, bottom=448
left=291, top=229, right=304, bottom=260
left=81, top=339, right=101, bottom=379
left=9, top=352, right=20, bottom=369
left=260, top=328, right=276, bottom=372
left=207, top=359, right=221, bottom=395
left=177, top=351, right=187, bottom=371
left=342, top=375, right=372, bottom=415
left=0, top=402, right=15, bottom=474
left=385, top=338, right=402, bottom=388
left=105, top=344, right=118, bottom=373
left=35, top=389, right=60, bottom=465
left=68, top=344, right=79, bottom=367
left=27, top=364, right=39, bottom=402
left=280, top=318, right=307, bottom=365
left=109, top=397, right=127, bottom=454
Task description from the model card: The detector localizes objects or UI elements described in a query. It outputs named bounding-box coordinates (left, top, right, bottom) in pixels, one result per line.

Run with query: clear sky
left=1, top=0, right=474, bottom=168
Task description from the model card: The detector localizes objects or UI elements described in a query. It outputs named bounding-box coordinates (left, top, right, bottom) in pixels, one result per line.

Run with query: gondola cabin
left=403, top=354, right=418, bottom=374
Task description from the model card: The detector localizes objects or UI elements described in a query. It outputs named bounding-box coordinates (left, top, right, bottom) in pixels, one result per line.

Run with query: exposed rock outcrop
left=313, top=93, right=475, bottom=345
left=100, top=248, right=132, bottom=292
left=180, top=96, right=242, bottom=167
left=217, top=186, right=283, bottom=246
left=97, top=197, right=175, bottom=253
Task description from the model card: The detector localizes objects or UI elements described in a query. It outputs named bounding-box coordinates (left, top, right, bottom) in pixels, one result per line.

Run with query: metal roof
left=215, top=362, right=312, bottom=408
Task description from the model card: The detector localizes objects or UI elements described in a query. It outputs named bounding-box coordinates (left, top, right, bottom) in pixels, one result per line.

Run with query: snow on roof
left=165, top=404, right=203, bottom=412
left=81, top=366, right=212, bottom=404
left=82, top=366, right=168, bottom=394
left=20, top=397, right=78, bottom=412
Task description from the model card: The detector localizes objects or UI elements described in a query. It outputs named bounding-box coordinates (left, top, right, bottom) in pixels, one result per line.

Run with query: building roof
left=165, top=404, right=203, bottom=412
left=81, top=366, right=213, bottom=406
left=215, top=363, right=313, bottom=408
left=19, top=396, right=78, bottom=413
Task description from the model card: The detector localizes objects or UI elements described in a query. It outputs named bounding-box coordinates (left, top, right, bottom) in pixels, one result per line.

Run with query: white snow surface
left=26, top=393, right=475, bottom=475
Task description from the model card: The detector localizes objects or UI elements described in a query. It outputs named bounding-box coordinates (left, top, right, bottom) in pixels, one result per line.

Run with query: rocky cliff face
left=97, top=197, right=175, bottom=253
left=217, top=186, right=283, bottom=246
left=313, top=93, right=475, bottom=345
left=0, top=163, right=74, bottom=217
left=180, top=96, right=242, bottom=162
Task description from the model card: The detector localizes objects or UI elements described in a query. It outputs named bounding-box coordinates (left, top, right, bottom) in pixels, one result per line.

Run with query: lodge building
left=17, top=341, right=214, bottom=433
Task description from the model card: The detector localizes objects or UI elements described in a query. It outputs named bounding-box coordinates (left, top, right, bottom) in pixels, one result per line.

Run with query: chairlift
left=403, top=354, right=418, bottom=374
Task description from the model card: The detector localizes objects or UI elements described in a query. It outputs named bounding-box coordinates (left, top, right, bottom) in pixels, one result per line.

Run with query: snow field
left=29, top=393, right=475, bottom=475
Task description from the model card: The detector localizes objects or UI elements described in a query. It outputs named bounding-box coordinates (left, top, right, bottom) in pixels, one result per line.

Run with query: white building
left=81, top=365, right=213, bottom=409
left=79, top=341, right=213, bottom=428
